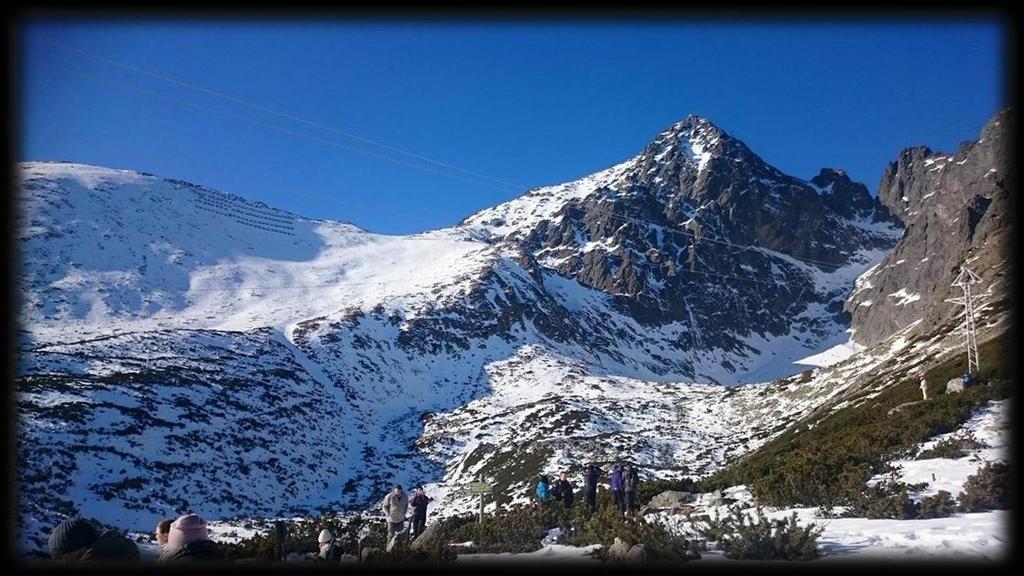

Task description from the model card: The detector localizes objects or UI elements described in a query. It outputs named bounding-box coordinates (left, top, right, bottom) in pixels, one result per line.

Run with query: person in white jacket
left=380, top=485, right=409, bottom=544
left=919, top=374, right=928, bottom=400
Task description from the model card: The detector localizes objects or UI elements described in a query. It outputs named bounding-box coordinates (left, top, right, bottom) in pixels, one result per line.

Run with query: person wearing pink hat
left=162, top=513, right=222, bottom=563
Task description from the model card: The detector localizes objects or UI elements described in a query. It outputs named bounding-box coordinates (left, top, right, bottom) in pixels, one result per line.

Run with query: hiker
left=535, top=474, right=552, bottom=504
left=317, top=529, right=344, bottom=563
left=409, top=485, right=431, bottom=539
left=610, top=463, right=624, bottom=512
left=623, top=464, right=640, bottom=516
left=919, top=374, right=928, bottom=400
left=552, top=471, right=574, bottom=509
left=380, top=484, right=409, bottom=544
left=583, top=462, right=599, bottom=512
left=163, top=513, right=221, bottom=562
left=48, top=517, right=140, bottom=563
left=962, top=373, right=975, bottom=388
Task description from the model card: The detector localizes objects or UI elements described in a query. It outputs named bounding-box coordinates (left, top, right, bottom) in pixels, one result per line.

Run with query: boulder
left=359, top=547, right=380, bottom=563
left=385, top=527, right=410, bottom=552
left=606, top=537, right=631, bottom=561
left=706, top=489, right=723, bottom=506
left=670, top=504, right=696, bottom=516
left=410, top=522, right=443, bottom=551
left=946, top=378, right=965, bottom=394
left=624, top=544, right=650, bottom=562
left=284, top=551, right=314, bottom=564
left=648, top=490, right=692, bottom=509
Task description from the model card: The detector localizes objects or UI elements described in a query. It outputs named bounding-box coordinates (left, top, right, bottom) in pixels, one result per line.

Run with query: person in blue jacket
left=535, top=474, right=551, bottom=504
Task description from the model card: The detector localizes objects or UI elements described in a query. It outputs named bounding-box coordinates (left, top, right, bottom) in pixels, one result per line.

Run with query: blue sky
left=20, top=19, right=1004, bottom=234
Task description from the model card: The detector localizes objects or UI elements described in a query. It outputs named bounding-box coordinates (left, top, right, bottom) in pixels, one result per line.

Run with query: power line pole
left=945, top=267, right=984, bottom=375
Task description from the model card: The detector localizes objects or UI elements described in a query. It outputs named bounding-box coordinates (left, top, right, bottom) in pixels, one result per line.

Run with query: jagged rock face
left=466, top=115, right=901, bottom=353
left=846, top=108, right=1013, bottom=346
left=811, top=168, right=894, bottom=222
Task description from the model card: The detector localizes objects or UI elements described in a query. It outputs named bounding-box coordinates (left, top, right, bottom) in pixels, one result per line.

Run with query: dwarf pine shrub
left=917, top=491, right=956, bottom=519
left=694, top=505, right=821, bottom=560
left=958, top=462, right=1010, bottom=512
left=916, top=432, right=987, bottom=460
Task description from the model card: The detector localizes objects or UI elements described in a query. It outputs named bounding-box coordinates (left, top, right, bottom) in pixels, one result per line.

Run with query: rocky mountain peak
left=847, top=107, right=1012, bottom=346
left=636, top=114, right=758, bottom=181
left=810, top=167, right=877, bottom=220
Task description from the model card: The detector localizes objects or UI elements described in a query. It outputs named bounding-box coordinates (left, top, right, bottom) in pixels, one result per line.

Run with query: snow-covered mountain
left=20, top=111, right=1000, bottom=555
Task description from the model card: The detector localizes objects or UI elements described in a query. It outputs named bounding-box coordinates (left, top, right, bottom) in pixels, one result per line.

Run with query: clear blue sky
left=20, top=19, right=1005, bottom=234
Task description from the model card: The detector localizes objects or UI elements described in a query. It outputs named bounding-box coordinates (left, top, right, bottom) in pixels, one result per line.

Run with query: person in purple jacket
left=610, top=463, right=624, bottom=512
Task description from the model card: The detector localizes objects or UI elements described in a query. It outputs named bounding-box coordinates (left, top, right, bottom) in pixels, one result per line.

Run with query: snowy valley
left=15, top=110, right=1012, bottom=561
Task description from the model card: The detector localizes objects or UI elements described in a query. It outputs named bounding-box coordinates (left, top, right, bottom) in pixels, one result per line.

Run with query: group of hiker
left=380, top=484, right=432, bottom=548
left=44, top=462, right=647, bottom=564
left=46, top=513, right=220, bottom=564
left=43, top=482, right=434, bottom=564
left=535, top=461, right=642, bottom=515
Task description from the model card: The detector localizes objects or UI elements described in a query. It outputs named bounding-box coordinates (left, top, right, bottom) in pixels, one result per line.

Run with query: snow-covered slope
left=18, top=161, right=491, bottom=344
left=14, top=114, right=924, bottom=555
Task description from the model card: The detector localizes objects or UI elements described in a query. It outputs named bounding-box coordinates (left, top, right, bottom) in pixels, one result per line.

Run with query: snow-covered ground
left=868, top=399, right=1010, bottom=499
left=647, top=399, right=1010, bottom=561
left=456, top=544, right=602, bottom=563
left=794, top=338, right=864, bottom=368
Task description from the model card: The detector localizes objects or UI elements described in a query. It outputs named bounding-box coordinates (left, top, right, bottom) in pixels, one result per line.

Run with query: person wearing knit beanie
left=162, top=514, right=222, bottom=563
left=317, top=528, right=342, bottom=562
left=48, top=517, right=100, bottom=561
left=166, top=514, right=210, bottom=551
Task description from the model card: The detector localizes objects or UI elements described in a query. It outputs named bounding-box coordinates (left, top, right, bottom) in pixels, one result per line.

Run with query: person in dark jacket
left=610, top=463, right=624, bottom=512
left=582, top=462, right=600, bottom=512
left=552, top=471, right=574, bottom=509
left=48, top=517, right=139, bottom=563
left=79, top=530, right=141, bottom=562
left=165, top=539, right=222, bottom=563
left=623, top=464, right=640, bottom=516
left=163, top=513, right=221, bottom=563
left=409, top=485, right=431, bottom=539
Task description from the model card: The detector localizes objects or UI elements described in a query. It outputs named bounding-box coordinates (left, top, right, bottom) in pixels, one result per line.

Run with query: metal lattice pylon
left=945, top=267, right=984, bottom=375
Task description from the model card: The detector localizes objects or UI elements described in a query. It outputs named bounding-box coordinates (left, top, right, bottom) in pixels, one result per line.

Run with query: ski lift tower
left=945, top=267, right=984, bottom=375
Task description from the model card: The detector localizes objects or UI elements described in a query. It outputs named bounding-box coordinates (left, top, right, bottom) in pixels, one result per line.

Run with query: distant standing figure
left=623, top=465, right=640, bottom=516
left=380, top=484, right=409, bottom=543
left=610, top=463, right=624, bottom=512
left=535, top=474, right=551, bottom=504
left=919, top=374, right=928, bottom=400
left=409, top=485, right=431, bottom=539
left=552, top=471, right=574, bottom=509
left=583, top=462, right=599, bottom=512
